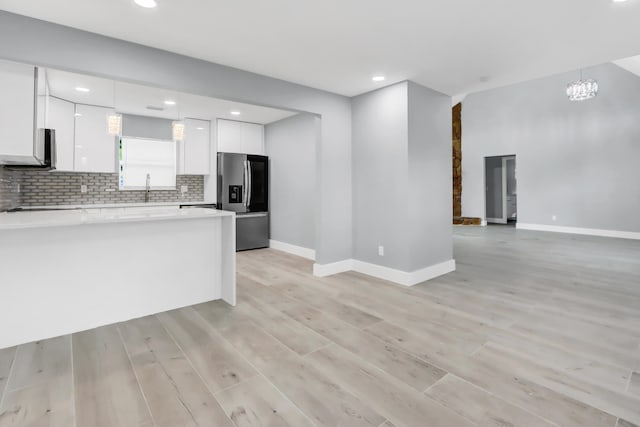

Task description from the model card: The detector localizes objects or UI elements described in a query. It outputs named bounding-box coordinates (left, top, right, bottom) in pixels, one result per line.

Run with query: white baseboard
left=481, top=220, right=488, bottom=226
left=516, top=223, right=640, bottom=240
left=313, top=259, right=353, bottom=277
left=313, top=258, right=456, bottom=286
left=269, top=240, right=316, bottom=260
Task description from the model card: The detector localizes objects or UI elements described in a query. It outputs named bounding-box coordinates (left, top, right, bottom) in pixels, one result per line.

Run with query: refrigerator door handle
left=242, top=160, right=248, bottom=207
left=246, top=160, right=252, bottom=208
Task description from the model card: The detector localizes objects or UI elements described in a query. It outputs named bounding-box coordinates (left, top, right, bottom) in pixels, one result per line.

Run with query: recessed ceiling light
left=75, top=87, right=90, bottom=92
left=74, top=113, right=82, bottom=117
left=372, top=75, right=386, bottom=82
left=164, top=100, right=176, bottom=105
left=230, top=111, right=241, bottom=116
left=134, top=0, right=157, bottom=8
left=196, top=127, right=205, bottom=130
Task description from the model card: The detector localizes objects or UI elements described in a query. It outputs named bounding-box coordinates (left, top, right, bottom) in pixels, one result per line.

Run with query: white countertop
left=0, top=206, right=234, bottom=230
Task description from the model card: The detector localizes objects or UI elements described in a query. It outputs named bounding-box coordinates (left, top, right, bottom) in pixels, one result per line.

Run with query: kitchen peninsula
left=0, top=206, right=236, bottom=349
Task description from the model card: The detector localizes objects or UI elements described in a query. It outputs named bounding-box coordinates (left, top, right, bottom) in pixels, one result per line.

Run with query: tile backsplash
left=0, top=167, right=20, bottom=211
left=18, top=171, right=204, bottom=206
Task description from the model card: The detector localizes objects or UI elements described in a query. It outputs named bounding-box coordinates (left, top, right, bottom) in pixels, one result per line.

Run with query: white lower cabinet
left=47, top=97, right=75, bottom=172
left=178, top=118, right=210, bottom=175
left=74, top=104, right=117, bottom=173
left=217, top=119, right=264, bottom=155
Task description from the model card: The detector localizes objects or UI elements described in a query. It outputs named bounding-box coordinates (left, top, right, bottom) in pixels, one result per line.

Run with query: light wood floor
left=1, top=226, right=640, bottom=427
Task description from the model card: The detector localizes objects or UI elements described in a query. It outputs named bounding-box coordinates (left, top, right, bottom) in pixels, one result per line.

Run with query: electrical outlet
left=552, top=215, right=557, bottom=221
left=80, top=185, right=88, bottom=193
left=378, top=245, right=384, bottom=256
left=181, top=185, right=188, bottom=194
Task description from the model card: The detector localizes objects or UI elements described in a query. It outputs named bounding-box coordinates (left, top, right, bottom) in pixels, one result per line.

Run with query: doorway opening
left=484, top=155, right=517, bottom=225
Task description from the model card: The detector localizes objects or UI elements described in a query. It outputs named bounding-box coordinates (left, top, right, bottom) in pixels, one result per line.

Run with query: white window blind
left=119, top=137, right=176, bottom=190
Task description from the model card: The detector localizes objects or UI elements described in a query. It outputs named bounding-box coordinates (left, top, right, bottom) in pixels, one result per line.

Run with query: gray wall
left=352, top=82, right=410, bottom=270
left=122, top=114, right=173, bottom=140
left=407, top=81, right=453, bottom=270
left=462, top=62, right=640, bottom=232
left=0, top=11, right=351, bottom=265
left=352, top=82, right=453, bottom=272
left=265, top=113, right=318, bottom=250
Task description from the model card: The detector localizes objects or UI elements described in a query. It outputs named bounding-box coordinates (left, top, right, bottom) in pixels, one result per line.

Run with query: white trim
left=481, top=220, right=488, bottom=226
left=516, top=223, right=640, bottom=240
left=313, top=258, right=456, bottom=286
left=313, top=260, right=353, bottom=277
left=269, top=240, right=315, bottom=260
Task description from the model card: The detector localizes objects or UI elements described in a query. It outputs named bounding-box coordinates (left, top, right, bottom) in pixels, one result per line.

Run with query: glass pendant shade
left=566, top=79, right=598, bottom=101
left=172, top=121, right=185, bottom=141
left=107, top=114, right=122, bottom=136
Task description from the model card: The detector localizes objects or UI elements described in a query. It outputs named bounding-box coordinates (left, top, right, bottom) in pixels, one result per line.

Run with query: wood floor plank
left=628, top=372, right=640, bottom=397
left=0, top=337, right=73, bottom=427
left=238, top=294, right=331, bottom=355
left=270, top=279, right=384, bottom=328
left=487, top=330, right=631, bottom=392
left=119, top=315, right=234, bottom=427
left=194, top=302, right=386, bottom=427
left=6, top=336, right=71, bottom=392
left=474, top=342, right=640, bottom=424
left=306, top=344, right=475, bottom=427
left=156, top=308, right=257, bottom=394
left=0, top=382, right=74, bottom=427
left=426, top=373, right=555, bottom=427
left=238, top=276, right=449, bottom=391
left=215, top=375, right=314, bottom=427
left=0, top=347, right=16, bottom=404
left=363, top=319, right=616, bottom=427
left=73, top=325, right=152, bottom=427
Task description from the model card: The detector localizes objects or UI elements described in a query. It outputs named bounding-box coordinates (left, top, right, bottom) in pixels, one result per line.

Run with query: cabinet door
left=47, top=97, right=75, bottom=172
left=74, top=104, right=117, bottom=173
left=0, top=60, right=36, bottom=161
left=217, top=119, right=242, bottom=153
left=183, top=118, right=210, bottom=175
left=241, top=122, right=264, bottom=155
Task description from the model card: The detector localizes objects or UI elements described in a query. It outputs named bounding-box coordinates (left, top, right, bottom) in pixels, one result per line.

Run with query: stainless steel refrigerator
left=217, top=153, right=269, bottom=251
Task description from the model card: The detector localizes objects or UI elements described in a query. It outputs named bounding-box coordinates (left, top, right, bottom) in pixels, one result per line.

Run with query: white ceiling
left=614, top=55, right=640, bottom=77
left=46, top=69, right=297, bottom=124
left=2, top=0, right=640, bottom=96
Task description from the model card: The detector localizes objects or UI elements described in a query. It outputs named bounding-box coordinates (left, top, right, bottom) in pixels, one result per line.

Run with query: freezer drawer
left=236, top=212, right=269, bottom=251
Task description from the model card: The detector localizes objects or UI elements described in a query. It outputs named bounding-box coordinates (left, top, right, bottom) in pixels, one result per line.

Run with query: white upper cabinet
left=217, top=119, right=264, bottom=155
left=241, top=122, right=265, bottom=155
left=74, top=104, right=117, bottom=173
left=178, top=118, right=210, bottom=175
left=0, top=60, right=37, bottom=163
left=47, top=97, right=75, bottom=172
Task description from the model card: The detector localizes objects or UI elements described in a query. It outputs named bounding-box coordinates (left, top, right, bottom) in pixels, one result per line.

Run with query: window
left=119, top=137, right=176, bottom=190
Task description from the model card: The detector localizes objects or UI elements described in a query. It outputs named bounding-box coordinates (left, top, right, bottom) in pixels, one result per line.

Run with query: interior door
left=485, top=156, right=507, bottom=224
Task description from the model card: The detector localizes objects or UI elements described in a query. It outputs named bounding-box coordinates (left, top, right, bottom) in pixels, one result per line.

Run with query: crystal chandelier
left=566, top=71, right=598, bottom=101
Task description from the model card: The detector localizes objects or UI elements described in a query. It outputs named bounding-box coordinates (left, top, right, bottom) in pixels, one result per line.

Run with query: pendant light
left=172, top=95, right=184, bottom=141
left=566, top=70, right=598, bottom=102
left=108, top=81, right=122, bottom=135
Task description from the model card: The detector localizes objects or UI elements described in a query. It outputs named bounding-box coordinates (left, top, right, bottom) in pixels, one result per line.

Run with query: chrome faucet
left=145, top=173, right=151, bottom=202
